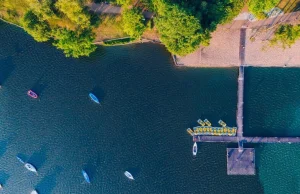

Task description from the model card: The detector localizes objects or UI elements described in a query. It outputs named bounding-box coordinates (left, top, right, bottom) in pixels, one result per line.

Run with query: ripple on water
left=0, top=21, right=266, bottom=194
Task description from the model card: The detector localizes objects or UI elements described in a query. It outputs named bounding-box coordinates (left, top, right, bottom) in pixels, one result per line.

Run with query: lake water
left=0, top=21, right=300, bottom=194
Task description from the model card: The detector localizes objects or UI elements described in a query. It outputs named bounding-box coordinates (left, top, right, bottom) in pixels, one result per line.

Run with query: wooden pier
left=190, top=31, right=300, bottom=174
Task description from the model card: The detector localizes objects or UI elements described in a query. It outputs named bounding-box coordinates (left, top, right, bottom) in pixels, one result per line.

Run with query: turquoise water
left=1, top=21, right=300, bottom=193
left=244, top=68, right=300, bottom=194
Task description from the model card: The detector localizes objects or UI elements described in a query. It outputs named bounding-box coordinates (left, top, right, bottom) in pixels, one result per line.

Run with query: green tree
left=122, top=8, right=145, bottom=39
left=248, top=0, right=280, bottom=19
left=55, top=0, right=91, bottom=28
left=21, top=10, right=51, bottom=42
left=270, top=24, right=300, bottom=49
left=153, top=0, right=204, bottom=56
left=170, top=0, right=245, bottom=31
left=116, top=0, right=132, bottom=6
left=26, top=0, right=56, bottom=21
left=52, top=28, right=96, bottom=58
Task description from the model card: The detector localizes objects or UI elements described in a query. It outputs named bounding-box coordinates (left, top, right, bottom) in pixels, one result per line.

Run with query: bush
left=103, top=37, right=135, bottom=45
left=270, top=24, right=300, bottom=49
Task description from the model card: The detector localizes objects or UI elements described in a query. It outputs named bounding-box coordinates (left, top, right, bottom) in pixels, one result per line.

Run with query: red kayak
left=27, top=90, right=38, bottom=99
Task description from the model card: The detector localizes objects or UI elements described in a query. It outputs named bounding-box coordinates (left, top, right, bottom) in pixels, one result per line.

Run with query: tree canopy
left=1, top=0, right=247, bottom=57
left=116, top=0, right=133, bottom=6
left=153, top=0, right=206, bottom=56
left=52, top=28, right=97, bottom=58
left=151, top=0, right=244, bottom=55
left=26, top=0, right=56, bottom=21
left=270, top=24, right=300, bottom=49
left=21, top=10, right=51, bottom=42
left=122, top=8, right=145, bottom=39
left=170, top=0, right=245, bottom=31
left=55, top=0, right=91, bottom=28
left=1, top=0, right=98, bottom=58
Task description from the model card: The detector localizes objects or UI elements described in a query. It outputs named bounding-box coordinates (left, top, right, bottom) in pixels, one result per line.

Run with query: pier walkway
left=194, top=135, right=300, bottom=144
left=237, top=66, right=244, bottom=138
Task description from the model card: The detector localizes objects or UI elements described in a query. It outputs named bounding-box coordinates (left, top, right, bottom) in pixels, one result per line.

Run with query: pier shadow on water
left=36, top=166, right=63, bottom=194
left=28, top=146, right=48, bottom=170
left=0, top=170, right=9, bottom=186
left=0, top=56, right=15, bottom=85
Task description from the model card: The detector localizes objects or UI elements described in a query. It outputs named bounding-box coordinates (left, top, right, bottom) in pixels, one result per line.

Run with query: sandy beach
left=176, top=11, right=300, bottom=67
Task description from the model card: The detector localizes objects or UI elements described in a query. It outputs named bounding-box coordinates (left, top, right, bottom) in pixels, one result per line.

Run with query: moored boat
left=204, top=119, right=211, bottom=126
left=89, top=93, right=100, bottom=104
left=82, top=170, right=91, bottom=183
left=218, top=120, right=227, bottom=127
left=186, top=128, right=194, bottom=136
left=31, top=190, right=38, bottom=194
left=25, top=163, right=38, bottom=175
left=197, top=119, right=206, bottom=126
left=193, top=142, right=197, bottom=156
left=124, top=171, right=134, bottom=180
left=27, top=90, right=38, bottom=99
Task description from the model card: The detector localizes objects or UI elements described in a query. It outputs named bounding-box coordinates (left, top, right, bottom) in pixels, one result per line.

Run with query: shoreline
left=1, top=16, right=299, bottom=68
left=0, top=17, right=23, bottom=29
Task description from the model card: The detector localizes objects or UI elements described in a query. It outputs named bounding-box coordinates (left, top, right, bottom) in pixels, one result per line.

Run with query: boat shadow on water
left=36, top=166, right=63, bottom=194
left=0, top=140, right=8, bottom=158
left=125, top=167, right=140, bottom=179
left=31, top=76, right=48, bottom=97
left=0, top=56, right=15, bottom=85
left=28, top=146, right=48, bottom=170
left=0, top=170, right=9, bottom=186
left=83, top=157, right=101, bottom=182
left=91, top=86, right=106, bottom=102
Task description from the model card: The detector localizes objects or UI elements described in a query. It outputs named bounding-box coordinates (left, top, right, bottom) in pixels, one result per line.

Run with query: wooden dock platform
left=227, top=148, right=255, bottom=175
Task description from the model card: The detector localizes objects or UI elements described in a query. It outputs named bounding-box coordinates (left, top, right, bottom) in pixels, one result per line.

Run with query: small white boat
left=89, top=93, right=100, bottom=104
left=25, top=163, right=38, bottom=175
left=193, top=142, right=197, bottom=156
left=124, top=171, right=134, bottom=180
left=0, top=184, right=3, bottom=190
left=82, top=170, right=91, bottom=183
left=31, top=190, right=38, bottom=194
left=16, top=156, right=38, bottom=175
